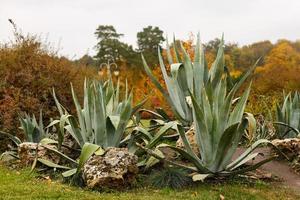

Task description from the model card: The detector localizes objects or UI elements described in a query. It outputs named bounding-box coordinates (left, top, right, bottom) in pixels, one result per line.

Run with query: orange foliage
left=247, top=40, right=300, bottom=115
left=0, top=34, right=97, bottom=138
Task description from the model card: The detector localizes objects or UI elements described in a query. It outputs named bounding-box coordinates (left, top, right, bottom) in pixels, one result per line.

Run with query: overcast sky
left=1, top=0, right=299, bottom=59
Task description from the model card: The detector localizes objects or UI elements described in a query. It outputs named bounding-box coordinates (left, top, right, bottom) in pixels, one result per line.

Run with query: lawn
left=0, top=166, right=298, bottom=200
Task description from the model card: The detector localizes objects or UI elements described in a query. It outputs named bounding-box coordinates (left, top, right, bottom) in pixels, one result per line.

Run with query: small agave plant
left=51, top=78, right=136, bottom=149
left=275, top=91, right=300, bottom=138
left=143, top=35, right=276, bottom=180
left=0, top=111, right=60, bottom=166
left=0, top=111, right=51, bottom=147
left=19, top=111, right=48, bottom=143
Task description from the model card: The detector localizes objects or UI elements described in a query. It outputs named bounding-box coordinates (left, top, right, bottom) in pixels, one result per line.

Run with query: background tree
left=204, top=38, right=239, bottom=70
left=237, top=41, right=273, bottom=69
left=75, top=54, right=97, bottom=68
left=94, top=25, right=141, bottom=70
left=137, top=26, right=165, bottom=68
left=94, top=25, right=127, bottom=65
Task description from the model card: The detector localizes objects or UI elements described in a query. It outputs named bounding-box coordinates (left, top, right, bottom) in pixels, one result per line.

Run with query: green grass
left=0, top=166, right=298, bottom=200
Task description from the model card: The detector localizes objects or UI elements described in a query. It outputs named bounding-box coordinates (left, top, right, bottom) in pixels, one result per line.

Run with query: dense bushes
left=0, top=33, right=97, bottom=142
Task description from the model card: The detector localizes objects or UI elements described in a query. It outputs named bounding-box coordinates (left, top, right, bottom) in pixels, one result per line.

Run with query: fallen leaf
left=220, top=194, right=225, bottom=200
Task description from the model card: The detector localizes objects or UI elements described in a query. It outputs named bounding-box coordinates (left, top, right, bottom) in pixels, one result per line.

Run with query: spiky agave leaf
left=62, top=143, right=103, bottom=177
left=142, top=38, right=198, bottom=125
left=275, top=91, right=300, bottom=138
left=0, top=131, right=22, bottom=146
left=19, top=111, right=48, bottom=143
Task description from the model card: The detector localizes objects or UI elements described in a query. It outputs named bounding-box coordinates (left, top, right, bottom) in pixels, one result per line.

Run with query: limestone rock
left=18, top=142, right=60, bottom=166
left=83, top=147, right=138, bottom=189
left=176, top=125, right=199, bottom=155
left=272, top=138, right=300, bottom=158
left=272, top=138, right=300, bottom=173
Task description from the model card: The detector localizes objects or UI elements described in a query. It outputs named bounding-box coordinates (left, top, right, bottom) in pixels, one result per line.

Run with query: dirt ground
left=235, top=147, right=300, bottom=191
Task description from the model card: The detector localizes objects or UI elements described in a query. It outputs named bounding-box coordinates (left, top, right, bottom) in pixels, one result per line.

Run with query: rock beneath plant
left=82, top=147, right=138, bottom=189
left=176, top=125, right=199, bottom=155
left=18, top=142, right=60, bottom=166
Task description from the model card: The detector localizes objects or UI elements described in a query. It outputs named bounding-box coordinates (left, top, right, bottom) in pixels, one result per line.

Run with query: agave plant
left=19, top=111, right=48, bottom=143
left=142, top=35, right=275, bottom=180
left=0, top=111, right=49, bottom=146
left=275, top=91, right=300, bottom=138
left=51, top=78, right=144, bottom=149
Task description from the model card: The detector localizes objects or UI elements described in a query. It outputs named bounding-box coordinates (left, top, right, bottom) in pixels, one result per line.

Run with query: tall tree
left=204, top=38, right=239, bottom=70
left=94, top=25, right=126, bottom=65
left=205, top=38, right=238, bottom=54
left=137, top=26, right=165, bottom=68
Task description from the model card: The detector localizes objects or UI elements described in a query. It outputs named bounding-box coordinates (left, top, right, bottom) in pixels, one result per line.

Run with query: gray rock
left=272, top=138, right=300, bottom=158
left=83, top=147, right=138, bottom=189
left=18, top=142, right=60, bottom=166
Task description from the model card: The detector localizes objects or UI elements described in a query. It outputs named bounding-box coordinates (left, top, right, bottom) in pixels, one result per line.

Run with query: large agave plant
left=144, top=35, right=275, bottom=179
left=276, top=91, right=300, bottom=138
left=52, top=78, right=137, bottom=149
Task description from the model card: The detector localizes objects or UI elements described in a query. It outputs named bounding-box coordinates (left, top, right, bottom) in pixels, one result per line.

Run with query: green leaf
left=40, top=144, right=77, bottom=164
left=226, top=139, right=270, bottom=170
left=145, top=148, right=164, bottom=169
left=38, top=158, right=70, bottom=169
left=62, top=168, right=77, bottom=177
left=77, top=143, right=101, bottom=173
left=146, top=121, right=176, bottom=149
left=71, top=82, right=87, bottom=141
left=165, top=145, right=210, bottom=173
left=39, top=138, right=58, bottom=145
left=176, top=124, right=197, bottom=157
left=0, top=131, right=21, bottom=146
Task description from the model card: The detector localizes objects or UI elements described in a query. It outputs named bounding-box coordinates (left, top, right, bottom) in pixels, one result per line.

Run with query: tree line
left=76, top=24, right=300, bottom=74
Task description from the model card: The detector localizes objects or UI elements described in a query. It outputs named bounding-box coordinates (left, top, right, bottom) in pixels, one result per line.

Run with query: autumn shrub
left=247, top=40, right=300, bottom=115
left=0, top=31, right=97, bottom=149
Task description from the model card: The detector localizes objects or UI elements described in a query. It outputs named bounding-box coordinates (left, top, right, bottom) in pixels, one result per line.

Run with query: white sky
left=0, top=0, right=299, bottom=59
